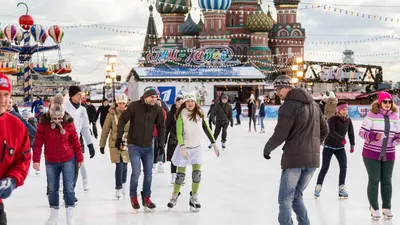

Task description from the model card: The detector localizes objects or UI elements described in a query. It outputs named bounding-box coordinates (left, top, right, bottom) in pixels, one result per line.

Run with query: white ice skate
left=35, top=170, right=40, bottom=175
left=45, top=208, right=59, bottom=225
left=189, top=191, right=201, bottom=212
left=83, top=178, right=89, bottom=191
left=370, top=206, right=381, bottom=220
left=66, top=207, right=75, bottom=225
left=383, top=208, right=393, bottom=219
left=122, top=183, right=126, bottom=196
left=167, top=192, right=180, bottom=209
left=171, top=173, right=176, bottom=185
left=338, top=185, right=348, bottom=199
left=157, top=162, right=164, bottom=173
left=116, top=189, right=122, bottom=199
left=221, top=142, right=226, bottom=149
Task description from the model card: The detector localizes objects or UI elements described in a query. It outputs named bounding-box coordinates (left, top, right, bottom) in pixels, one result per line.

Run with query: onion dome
left=156, top=0, right=191, bottom=14
left=198, top=0, right=232, bottom=11
left=266, top=5, right=276, bottom=24
left=245, top=2, right=274, bottom=33
left=179, top=13, right=200, bottom=36
left=198, top=14, right=204, bottom=32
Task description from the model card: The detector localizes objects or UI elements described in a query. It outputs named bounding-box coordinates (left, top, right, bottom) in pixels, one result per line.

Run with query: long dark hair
left=175, top=101, right=203, bottom=122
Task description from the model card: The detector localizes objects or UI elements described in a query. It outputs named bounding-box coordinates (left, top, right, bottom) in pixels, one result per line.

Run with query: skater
left=324, top=91, right=338, bottom=121
left=209, top=94, right=233, bottom=149
left=167, top=92, right=220, bottom=211
left=99, top=94, right=130, bottom=199
left=64, top=86, right=95, bottom=194
left=0, top=73, right=31, bottom=225
left=96, top=99, right=110, bottom=128
left=259, top=96, right=266, bottom=133
left=85, top=99, right=98, bottom=139
left=31, top=96, right=44, bottom=115
left=153, top=98, right=167, bottom=172
left=263, top=75, right=328, bottom=225
left=359, top=91, right=399, bottom=220
left=165, top=96, right=184, bottom=184
left=233, top=97, right=242, bottom=125
left=314, top=101, right=355, bottom=198
left=247, top=94, right=257, bottom=132
left=32, top=93, right=84, bottom=225
left=207, top=100, right=215, bottom=130
left=116, top=86, right=165, bottom=212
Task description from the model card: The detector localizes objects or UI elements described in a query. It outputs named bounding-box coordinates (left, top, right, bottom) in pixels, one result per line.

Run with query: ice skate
left=35, top=170, right=40, bottom=175
left=370, top=206, right=381, bottom=220
left=122, top=183, right=126, bottom=196
left=130, top=196, right=140, bottom=211
left=338, top=185, right=348, bottom=199
left=383, top=208, right=393, bottom=219
left=45, top=208, right=59, bottom=225
left=157, top=162, right=164, bottom=173
left=141, top=191, right=156, bottom=212
left=221, top=142, right=226, bottom=149
left=208, top=144, right=212, bottom=149
left=171, top=173, right=176, bottom=184
left=167, top=192, right=181, bottom=209
left=66, top=207, right=75, bottom=225
left=116, top=189, right=122, bottom=199
left=83, top=178, right=89, bottom=191
left=314, top=184, right=322, bottom=198
left=189, top=191, right=201, bottom=212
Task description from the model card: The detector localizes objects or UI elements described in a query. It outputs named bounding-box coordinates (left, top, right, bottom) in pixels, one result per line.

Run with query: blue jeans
left=260, top=116, right=265, bottom=129
left=278, top=167, right=316, bottom=225
left=115, top=155, right=128, bottom=189
left=128, top=144, right=154, bottom=197
left=46, top=158, right=76, bottom=208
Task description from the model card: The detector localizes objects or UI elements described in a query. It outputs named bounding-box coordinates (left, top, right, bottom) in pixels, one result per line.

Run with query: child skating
left=314, top=101, right=355, bottom=199
left=167, top=92, right=220, bottom=212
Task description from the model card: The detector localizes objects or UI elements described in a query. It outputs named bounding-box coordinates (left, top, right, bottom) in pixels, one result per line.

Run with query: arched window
left=230, top=16, right=235, bottom=26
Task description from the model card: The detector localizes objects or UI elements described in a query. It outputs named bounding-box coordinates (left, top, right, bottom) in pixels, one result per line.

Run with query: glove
left=264, top=152, right=271, bottom=160
left=100, top=147, right=105, bottom=154
left=115, top=138, right=123, bottom=150
left=87, top=144, right=95, bottom=158
left=350, top=145, right=354, bottom=153
left=230, top=121, right=233, bottom=127
left=211, top=143, right=220, bottom=157
left=0, top=178, right=16, bottom=199
left=342, top=139, right=347, bottom=145
left=180, top=145, right=188, bottom=160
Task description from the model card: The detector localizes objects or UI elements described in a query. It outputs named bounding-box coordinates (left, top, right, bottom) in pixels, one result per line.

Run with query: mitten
left=115, top=138, right=123, bottom=150
left=179, top=145, right=188, bottom=160
left=350, top=145, right=354, bottom=153
left=342, top=139, right=347, bottom=145
left=211, top=143, right=220, bottom=157
left=0, top=178, right=16, bottom=199
left=87, top=144, right=95, bottom=158
left=264, top=152, right=271, bottom=160
left=100, top=147, right=105, bottom=154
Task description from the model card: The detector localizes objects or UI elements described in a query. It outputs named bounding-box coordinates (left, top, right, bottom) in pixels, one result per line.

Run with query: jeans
left=317, top=148, right=347, bottom=185
left=0, top=203, right=6, bottom=225
left=278, top=167, right=316, bottom=225
left=236, top=113, right=241, bottom=125
left=128, top=144, right=154, bottom=197
left=214, top=124, right=228, bottom=143
left=363, top=157, right=394, bottom=210
left=46, top=158, right=76, bottom=208
left=115, top=155, right=128, bottom=189
left=260, top=116, right=265, bottom=129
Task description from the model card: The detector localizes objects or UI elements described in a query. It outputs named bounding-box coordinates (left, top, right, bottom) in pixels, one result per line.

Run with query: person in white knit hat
left=33, top=93, right=84, bottom=225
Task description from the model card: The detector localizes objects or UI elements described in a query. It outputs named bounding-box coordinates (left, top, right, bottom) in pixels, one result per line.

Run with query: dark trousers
left=317, top=148, right=347, bottom=185
left=90, top=122, right=98, bottom=138
left=171, top=163, right=177, bottom=174
left=214, top=124, right=228, bottom=143
left=0, top=203, right=6, bottom=225
left=236, top=113, right=241, bottom=124
left=153, top=139, right=165, bottom=164
left=363, top=157, right=395, bottom=210
left=249, top=114, right=256, bottom=129
left=115, top=156, right=128, bottom=189
left=208, top=118, right=213, bottom=131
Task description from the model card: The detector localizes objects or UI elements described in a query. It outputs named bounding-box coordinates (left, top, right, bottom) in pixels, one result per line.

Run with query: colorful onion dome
left=179, top=13, right=200, bottom=36
left=245, top=3, right=274, bottom=33
left=156, top=0, right=191, bottom=14
left=198, top=0, right=232, bottom=11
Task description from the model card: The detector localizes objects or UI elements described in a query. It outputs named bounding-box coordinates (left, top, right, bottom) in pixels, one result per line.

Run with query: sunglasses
left=382, top=100, right=393, bottom=105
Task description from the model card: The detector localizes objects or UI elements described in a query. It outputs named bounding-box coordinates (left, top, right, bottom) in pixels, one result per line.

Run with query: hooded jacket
left=210, top=102, right=233, bottom=125
left=264, top=88, right=328, bottom=169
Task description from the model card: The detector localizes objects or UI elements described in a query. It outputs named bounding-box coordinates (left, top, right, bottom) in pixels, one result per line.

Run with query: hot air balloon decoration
left=4, top=25, right=18, bottom=42
left=14, top=28, right=23, bottom=45
left=40, top=29, right=48, bottom=45
left=48, top=25, right=64, bottom=44
left=30, top=24, right=44, bottom=43
left=17, top=2, right=34, bottom=30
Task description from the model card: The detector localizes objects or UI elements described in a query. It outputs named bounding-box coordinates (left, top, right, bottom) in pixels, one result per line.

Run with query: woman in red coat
left=32, top=93, right=84, bottom=225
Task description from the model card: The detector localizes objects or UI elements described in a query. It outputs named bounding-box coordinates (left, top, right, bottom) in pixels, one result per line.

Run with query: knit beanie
left=378, top=91, right=392, bottom=104
left=116, top=94, right=128, bottom=103
left=0, top=73, right=11, bottom=93
left=183, top=92, right=197, bottom=102
left=221, top=94, right=228, bottom=100
left=143, top=86, right=158, bottom=98
left=69, top=86, right=81, bottom=98
left=21, top=110, right=32, bottom=120
left=336, top=101, right=349, bottom=112
left=274, top=75, right=293, bottom=89
left=49, top=93, right=66, bottom=135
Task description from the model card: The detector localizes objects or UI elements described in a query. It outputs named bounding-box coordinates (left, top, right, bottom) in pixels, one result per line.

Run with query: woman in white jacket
left=167, top=92, right=220, bottom=212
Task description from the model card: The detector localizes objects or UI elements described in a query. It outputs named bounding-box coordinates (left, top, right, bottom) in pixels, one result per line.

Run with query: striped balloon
left=30, top=24, right=44, bottom=42
left=4, top=24, right=17, bottom=42
left=14, top=29, right=23, bottom=45
left=198, top=0, right=231, bottom=10
left=48, top=25, right=64, bottom=44
left=40, top=30, right=48, bottom=44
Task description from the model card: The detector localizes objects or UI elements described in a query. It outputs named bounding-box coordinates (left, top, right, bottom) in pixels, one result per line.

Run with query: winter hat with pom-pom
left=49, top=93, right=66, bottom=135
left=328, top=91, right=336, bottom=98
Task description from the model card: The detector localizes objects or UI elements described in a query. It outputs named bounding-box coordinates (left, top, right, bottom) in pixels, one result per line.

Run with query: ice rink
left=4, top=119, right=399, bottom=225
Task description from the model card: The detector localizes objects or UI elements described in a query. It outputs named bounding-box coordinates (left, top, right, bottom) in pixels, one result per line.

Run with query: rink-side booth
left=127, top=66, right=267, bottom=105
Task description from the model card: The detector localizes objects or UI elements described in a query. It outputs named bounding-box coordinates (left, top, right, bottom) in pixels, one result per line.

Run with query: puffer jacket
left=359, top=101, right=400, bottom=161
left=33, top=112, right=84, bottom=164
left=263, top=88, right=329, bottom=169
left=210, top=102, right=233, bottom=125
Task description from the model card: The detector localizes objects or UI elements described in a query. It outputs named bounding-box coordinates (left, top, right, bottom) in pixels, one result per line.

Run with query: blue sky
left=1, top=0, right=399, bottom=84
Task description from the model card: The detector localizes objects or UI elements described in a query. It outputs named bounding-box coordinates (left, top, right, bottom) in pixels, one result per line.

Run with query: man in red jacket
left=0, top=73, right=31, bottom=225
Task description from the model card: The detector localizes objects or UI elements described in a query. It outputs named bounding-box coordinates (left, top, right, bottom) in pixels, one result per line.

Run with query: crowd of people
left=0, top=72, right=398, bottom=225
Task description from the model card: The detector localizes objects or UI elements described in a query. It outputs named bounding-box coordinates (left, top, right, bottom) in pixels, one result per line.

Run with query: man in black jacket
left=263, top=75, right=328, bottom=225
left=210, top=95, right=233, bottom=149
left=116, top=86, right=165, bottom=212
left=85, top=99, right=98, bottom=139
left=96, top=99, right=110, bottom=128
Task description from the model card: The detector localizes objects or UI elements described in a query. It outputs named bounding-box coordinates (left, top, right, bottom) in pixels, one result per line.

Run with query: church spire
left=142, top=5, right=159, bottom=57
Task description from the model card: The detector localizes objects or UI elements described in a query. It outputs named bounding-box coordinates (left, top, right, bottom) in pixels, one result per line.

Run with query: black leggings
left=249, top=114, right=256, bottom=129
left=0, top=203, right=6, bottom=225
left=317, top=147, right=347, bottom=185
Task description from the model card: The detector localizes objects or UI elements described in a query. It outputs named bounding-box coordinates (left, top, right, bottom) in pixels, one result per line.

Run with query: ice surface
left=4, top=120, right=399, bottom=225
